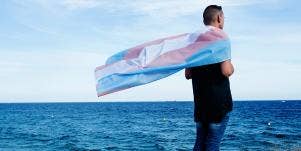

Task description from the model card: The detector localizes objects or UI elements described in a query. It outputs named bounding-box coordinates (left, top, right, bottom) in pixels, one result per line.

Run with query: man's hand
left=221, top=60, right=234, bottom=77
left=185, top=68, right=192, bottom=80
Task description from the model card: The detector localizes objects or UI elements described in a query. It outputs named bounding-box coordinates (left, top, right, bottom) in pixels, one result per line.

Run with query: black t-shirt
left=191, top=63, right=233, bottom=123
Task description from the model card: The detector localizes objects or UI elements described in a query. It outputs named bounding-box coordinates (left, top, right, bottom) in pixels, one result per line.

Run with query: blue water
left=0, top=101, right=300, bottom=151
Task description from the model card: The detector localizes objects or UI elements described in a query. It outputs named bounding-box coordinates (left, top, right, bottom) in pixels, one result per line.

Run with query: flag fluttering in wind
left=95, top=26, right=231, bottom=97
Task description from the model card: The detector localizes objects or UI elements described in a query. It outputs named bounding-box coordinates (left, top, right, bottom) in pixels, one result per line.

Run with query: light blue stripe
left=105, top=49, right=128, bottom=65
left=97, top=69, right=179, bottom=94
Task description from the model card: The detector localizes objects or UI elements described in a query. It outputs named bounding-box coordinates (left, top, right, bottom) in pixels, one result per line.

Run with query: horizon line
left=0, top=99, right=300, bottom=104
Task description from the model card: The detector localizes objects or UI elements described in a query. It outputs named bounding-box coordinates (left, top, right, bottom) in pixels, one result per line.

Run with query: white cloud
left=126, top=0, right=264, bottom=18
left=18, top=21, right=60, bottom=36
left=61, top=0, right=102, bottom=10
left=0, top=50, right=108, bottom=102
left=231, top=58, right=301, bottom=100
left=20, top=0, right=281, bottom=17
left=232, top=32, right=301, bottom=45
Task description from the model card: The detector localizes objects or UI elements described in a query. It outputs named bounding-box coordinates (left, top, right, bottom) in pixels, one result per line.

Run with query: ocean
left=0, top=101, right=300, bottom=151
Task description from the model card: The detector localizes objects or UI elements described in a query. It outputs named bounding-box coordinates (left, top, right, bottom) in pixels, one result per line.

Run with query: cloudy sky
left=0, top=0, right=300, bottom=102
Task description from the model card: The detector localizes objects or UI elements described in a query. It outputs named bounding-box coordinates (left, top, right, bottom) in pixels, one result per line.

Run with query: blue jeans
left=193, top=114, right=229, bottom=151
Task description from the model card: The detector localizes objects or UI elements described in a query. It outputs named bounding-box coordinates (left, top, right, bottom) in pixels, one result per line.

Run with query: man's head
left=203, top=5, right=224, bottom=29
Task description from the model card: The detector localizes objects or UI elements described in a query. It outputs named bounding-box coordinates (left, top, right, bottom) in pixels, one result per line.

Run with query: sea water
left=0, top=101, right=300, bottom=151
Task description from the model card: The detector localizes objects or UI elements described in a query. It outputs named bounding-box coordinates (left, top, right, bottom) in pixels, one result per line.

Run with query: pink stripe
left=145, top=30, right=227, bottom=67
left=207, top=26, right=228, bottom=39
left=95, top=64, right=108, bottom=71
left=95, top=34, right=188, bottom=72
left=95, top=60, right=119, bottom=71
left=124, top=33, right=189, bottom=60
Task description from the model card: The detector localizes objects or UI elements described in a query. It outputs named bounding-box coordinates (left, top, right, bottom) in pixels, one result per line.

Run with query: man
left=185, top=5, right=234, bottom=151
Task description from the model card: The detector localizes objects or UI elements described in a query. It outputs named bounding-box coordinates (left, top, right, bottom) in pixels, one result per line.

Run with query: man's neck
left=208, top=23, right=222, bottom=30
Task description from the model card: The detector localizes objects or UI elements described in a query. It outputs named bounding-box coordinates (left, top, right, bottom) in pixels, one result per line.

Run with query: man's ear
left=217, top=14, right=221, bottom=23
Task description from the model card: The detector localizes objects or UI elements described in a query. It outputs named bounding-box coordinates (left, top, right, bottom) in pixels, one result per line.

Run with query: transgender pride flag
left=95, top=26, right=231, bottom=97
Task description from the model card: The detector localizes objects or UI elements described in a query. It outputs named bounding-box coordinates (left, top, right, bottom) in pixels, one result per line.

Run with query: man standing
left=185, top=5, right=234, bottom=151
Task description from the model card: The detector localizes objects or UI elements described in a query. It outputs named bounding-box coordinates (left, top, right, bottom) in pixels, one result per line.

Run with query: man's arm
left=221, top=60, right=234, bottom=77
left=185, top=68, right=192, bottom=80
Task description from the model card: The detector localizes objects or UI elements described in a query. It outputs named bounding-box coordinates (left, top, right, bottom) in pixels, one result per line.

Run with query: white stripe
left=95, top=59, right=142, bottom=82
left=141, top=33, right=199, bottom=66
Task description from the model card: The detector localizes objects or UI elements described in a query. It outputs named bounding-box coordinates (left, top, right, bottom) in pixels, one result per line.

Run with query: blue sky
left=0, top=0, right=300, bottom=102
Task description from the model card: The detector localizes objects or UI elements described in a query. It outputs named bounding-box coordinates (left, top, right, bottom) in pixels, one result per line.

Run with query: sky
left=0, top=0, right=300, bottom=102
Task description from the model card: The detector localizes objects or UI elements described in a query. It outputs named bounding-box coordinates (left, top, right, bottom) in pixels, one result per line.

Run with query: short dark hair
left=203, top=5, right=223, bottom=25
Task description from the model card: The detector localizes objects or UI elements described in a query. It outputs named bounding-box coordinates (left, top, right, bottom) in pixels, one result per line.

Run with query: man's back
left=189, top=5, right=234, bottom=150
left=191, top=63, right=233, bottom=123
